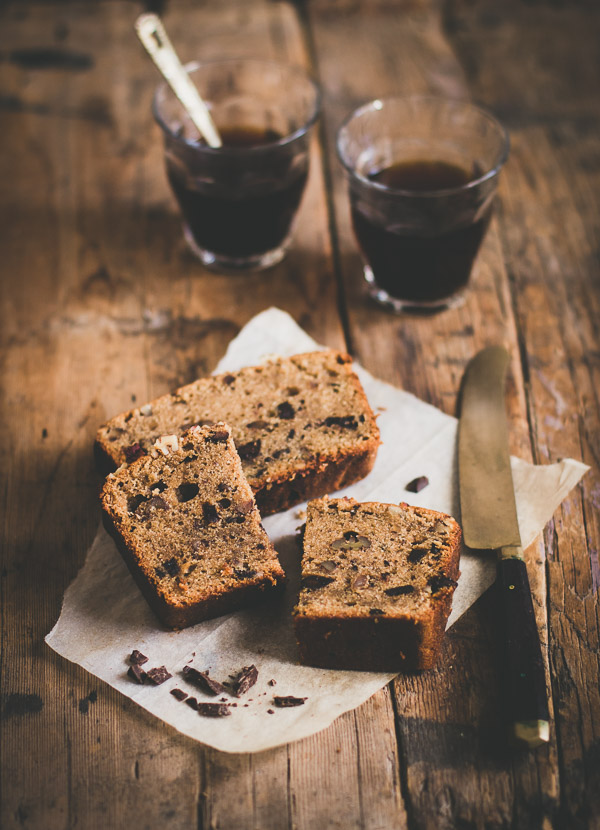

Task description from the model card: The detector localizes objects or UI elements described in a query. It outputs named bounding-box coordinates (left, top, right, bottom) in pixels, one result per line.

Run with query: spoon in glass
left=135, top=13, right=222, bottom=148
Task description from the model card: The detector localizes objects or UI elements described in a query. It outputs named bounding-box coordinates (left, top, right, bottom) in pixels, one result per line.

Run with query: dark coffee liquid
left=352, top=159, right=491, bottom=304
left=167, top=125, right=308, bottom=260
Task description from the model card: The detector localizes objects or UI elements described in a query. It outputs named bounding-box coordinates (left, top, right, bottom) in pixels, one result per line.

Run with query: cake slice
left=101, top=423, right=285, bottom=629
left=293, top=497, right=461, bottom=672
left=95, top=351, right=380, bottom=516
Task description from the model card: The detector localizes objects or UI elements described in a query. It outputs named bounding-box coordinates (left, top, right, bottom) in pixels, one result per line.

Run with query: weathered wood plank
left=444, top=4, right=600, bottom=827
left=0, top=1, right=404, bottom=829
left=308, top=0, right=564, bottom=826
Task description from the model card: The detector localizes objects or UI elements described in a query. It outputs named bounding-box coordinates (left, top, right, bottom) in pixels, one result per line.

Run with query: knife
left=458, top=346, right=550, bottom=749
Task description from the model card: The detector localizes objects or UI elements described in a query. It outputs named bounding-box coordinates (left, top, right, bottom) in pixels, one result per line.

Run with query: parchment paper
left=46, top=308, right=588, bottom=753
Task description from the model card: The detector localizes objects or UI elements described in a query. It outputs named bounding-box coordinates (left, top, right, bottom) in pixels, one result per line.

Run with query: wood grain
left=0, top=2, right=402, bottom=829
left=1, top=0, right=598, bottom=828
left=306, top=0, right=596, bottom=827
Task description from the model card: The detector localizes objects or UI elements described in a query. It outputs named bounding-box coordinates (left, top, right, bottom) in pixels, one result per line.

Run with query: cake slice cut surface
left=95, top=351, right=380, bottom=516
left=101, top=423, right=285, bottom=629
left=293, top=497, right=461, bottom=672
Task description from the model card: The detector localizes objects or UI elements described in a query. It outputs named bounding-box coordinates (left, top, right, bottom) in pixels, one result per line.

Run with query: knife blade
left=458, top=346, right=550, bottom=748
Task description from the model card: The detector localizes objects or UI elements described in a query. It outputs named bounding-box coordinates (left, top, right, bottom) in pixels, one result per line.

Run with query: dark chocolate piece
left=233, top=665, right=258, bottom=697
left=186, top=696, right=199, bottom=710
left=129, top=650, right=148, bottom=665
left=405, top=476, right=429, bottom=493
left=301, top=574, right=334, bottom=590
left=429, top=574, right=458, bottom=593
left=196, top=703, right=232, bottom=717
left=163, top=557, right=180, bottom=577
left=323, top=416, right=357, bottom=430
left=127, top=664, right=147, bottom=684
left=177, top=482, right=199, bottom=503
left=237, top=439, right=261, bottom=461
left=170, top=688, right=188, bottom=701
left=124, top=443, right=146, bottom=463
left=384, top=585, right=415, bottom=596
left=182, top=665, right=228, bottom=696
left=408, top=547, right=428, bottom=563
left=207, top=428, right=229, bottom=443
left=273, top=696, right=307, bottom=707
left=202, top=502, right=219, bottom=525
left=145, top=666, right=172, bottom=685
left=277, top=401, right=295, bottom=419
left=234, top=565, right=257, bottom=579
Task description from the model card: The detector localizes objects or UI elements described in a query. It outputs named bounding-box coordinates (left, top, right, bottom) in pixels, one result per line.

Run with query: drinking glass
left=154, top=59, right=321, bottom=271
left=337, top=96, right=509, bottom=312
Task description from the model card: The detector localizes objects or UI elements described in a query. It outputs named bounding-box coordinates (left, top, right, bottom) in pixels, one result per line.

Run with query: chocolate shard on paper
left=145, top=666, right=172, bottom=685
left=170, top=688, right=188, bottom=702
left=273, top=695, right=307, bottom=707
left=196, top=703, right=232, bottom=718
left=182, top=665, right=228, bottom=696
left=127, top=664, right=147, bottom=684
left=233, top=664, right=258, bottom=697
left=129, top=649, right=148, bottom=665
left=405, top=476, right=429, bottom=493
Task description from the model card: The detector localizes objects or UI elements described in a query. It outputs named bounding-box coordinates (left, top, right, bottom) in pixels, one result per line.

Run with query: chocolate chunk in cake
left=101, top=423, right=285, bottom=629
left=293, top=497, right=461, bottom=672
left=95, top=351, right=380, bottom=516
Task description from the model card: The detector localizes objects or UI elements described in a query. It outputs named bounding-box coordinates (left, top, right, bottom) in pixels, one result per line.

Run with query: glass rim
left=336, top=95, right=510, bottom=197
left=152, top=58, right=322, bottom=155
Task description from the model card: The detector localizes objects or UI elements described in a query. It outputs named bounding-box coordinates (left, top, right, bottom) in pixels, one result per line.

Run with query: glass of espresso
left=153, top=59, right=321, bottom=271
left=336, top=97, right=509, bottom=312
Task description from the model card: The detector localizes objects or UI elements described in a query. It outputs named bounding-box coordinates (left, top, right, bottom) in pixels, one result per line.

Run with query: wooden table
left=2, top=1, right=599, bottom=827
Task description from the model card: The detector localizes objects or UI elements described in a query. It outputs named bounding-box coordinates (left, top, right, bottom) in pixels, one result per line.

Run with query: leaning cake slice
left=293, top=497, right=461, bottom=672
left=95, top=351, right=380, bottom=516
left=101, top=423, right=285, bottom=629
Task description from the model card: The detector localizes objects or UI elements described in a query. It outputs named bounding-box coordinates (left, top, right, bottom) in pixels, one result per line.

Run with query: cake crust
left=293, top=497, right=461, bottom=672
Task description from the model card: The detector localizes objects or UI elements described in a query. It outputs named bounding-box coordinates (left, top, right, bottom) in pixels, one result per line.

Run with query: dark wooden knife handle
left=497, top=555, right=550, bottom=747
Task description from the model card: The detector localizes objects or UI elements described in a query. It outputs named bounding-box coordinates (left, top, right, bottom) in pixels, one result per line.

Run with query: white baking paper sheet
left=46, top=308, right=588, bottom=753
